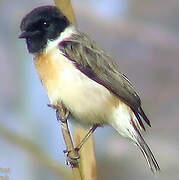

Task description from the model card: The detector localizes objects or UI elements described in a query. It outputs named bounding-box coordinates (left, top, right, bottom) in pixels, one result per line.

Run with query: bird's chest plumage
left=34, top=48, right=118, bottom=124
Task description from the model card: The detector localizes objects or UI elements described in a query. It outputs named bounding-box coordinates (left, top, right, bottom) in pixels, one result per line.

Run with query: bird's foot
left=48, top=103, right=70, bottom=123
left=56, top=110, right=70, bottom=123
left=63, top=149, right=80, bottom=168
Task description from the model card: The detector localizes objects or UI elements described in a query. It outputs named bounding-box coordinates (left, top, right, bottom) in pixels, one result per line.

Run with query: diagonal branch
left=54, top=0, right=76, bottom=24
left=54, top=102, right=83, bottom=180
left=54, top=0, right=98, bottom=179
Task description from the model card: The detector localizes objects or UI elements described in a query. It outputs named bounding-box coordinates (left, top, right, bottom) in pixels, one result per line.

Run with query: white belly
left=61, top=69, right=117, bottom=123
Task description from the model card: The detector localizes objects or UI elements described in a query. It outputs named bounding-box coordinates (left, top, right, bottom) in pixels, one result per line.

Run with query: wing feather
left=59, top=32, right=151, bottom=129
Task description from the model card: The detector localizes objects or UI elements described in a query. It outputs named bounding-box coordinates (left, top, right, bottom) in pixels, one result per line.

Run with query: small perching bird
left=19, top=6, right=160, bottom=173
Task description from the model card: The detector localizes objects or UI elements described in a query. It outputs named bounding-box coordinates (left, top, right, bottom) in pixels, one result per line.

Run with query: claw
left=63, top=149, right=69, bottom=154
left=66, top=157, right=79, bottom=168
left=56, top=110, right=70, bottom=123
left=47, top=104, right=58, bottom=110
left=64, top=149, right=80, bottom=168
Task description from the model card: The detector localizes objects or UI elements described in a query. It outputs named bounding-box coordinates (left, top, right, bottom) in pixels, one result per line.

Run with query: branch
left=55, top=103, right=83, bottom=180
left=74, top=127, right=98, bottom=180
left=54, top=0, right=75, bottom=24
left=54, top=1, right=98, bottom=179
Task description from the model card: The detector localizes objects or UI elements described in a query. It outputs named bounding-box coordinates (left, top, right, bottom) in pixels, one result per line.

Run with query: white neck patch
left=45, top=26, right=76, bottom=53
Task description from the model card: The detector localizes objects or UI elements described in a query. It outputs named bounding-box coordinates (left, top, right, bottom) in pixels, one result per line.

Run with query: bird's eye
left=42, top=21, right=50, bottom=28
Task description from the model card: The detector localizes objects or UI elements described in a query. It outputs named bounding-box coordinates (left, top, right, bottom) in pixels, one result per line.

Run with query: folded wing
left=59, top=32, right=151, bottom=130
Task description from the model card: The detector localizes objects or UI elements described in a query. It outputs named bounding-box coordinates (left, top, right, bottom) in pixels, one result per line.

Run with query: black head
left=19, top=6, right=70, bottom=54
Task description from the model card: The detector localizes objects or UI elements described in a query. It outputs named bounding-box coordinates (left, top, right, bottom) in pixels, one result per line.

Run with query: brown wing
left=59, top=32, right=151, bottom=129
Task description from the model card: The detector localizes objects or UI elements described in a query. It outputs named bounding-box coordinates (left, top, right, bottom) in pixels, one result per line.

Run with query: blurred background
left=0, top=0, right=179, bottom=179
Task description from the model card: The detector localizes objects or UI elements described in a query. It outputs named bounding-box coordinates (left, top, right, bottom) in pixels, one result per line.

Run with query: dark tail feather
left=138, top=107, right=151, bottom=127
left=136, top=133, right=160, bottom=173
left=133, top=110, right=146, bottom=131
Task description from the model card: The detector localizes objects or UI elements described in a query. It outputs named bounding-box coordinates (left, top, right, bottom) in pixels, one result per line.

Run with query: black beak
left=19, top=30, right=40, bottom=39
left=19, top=31, right=30, bottom=39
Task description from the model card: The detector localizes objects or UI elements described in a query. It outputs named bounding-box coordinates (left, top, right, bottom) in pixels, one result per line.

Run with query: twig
left=54, top=0, right=76, bottom=24
left=55, top=103, right=83, bottom=180
left=59, top=119, right=83, bottom=180
left=74, top=127, right=98, bottom=180
left=54, top=1, right=98, bottom=179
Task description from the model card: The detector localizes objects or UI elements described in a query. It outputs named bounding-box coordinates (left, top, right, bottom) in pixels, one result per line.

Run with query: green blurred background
left=0, top=0, right=179, bottom=179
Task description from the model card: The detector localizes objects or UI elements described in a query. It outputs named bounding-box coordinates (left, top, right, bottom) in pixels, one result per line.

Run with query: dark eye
left=42, top=21, right=50, bottom=28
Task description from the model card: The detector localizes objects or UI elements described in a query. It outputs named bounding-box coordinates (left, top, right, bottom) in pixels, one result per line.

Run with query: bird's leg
left=75, top=124, right=98, bottom=152
left=48, top=103, right=80, bottom=167
left=55, top=106, right=70, bottom=123
left=48, top=103, right=70, bottom=122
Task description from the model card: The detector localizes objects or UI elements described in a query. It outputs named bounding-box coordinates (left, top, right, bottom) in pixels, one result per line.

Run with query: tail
left=136, top=131, right=160, bottom=173
left=131, top=108, right=160, bottom=173
left=111, top=103, right=160, bottom=173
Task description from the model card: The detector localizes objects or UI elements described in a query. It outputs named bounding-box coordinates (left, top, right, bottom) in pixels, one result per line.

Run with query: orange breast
left=34, top=48, right=66, bottom=105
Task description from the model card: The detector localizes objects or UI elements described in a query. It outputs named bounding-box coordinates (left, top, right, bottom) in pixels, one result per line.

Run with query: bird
left=19, top=5, right=160, bottom=173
